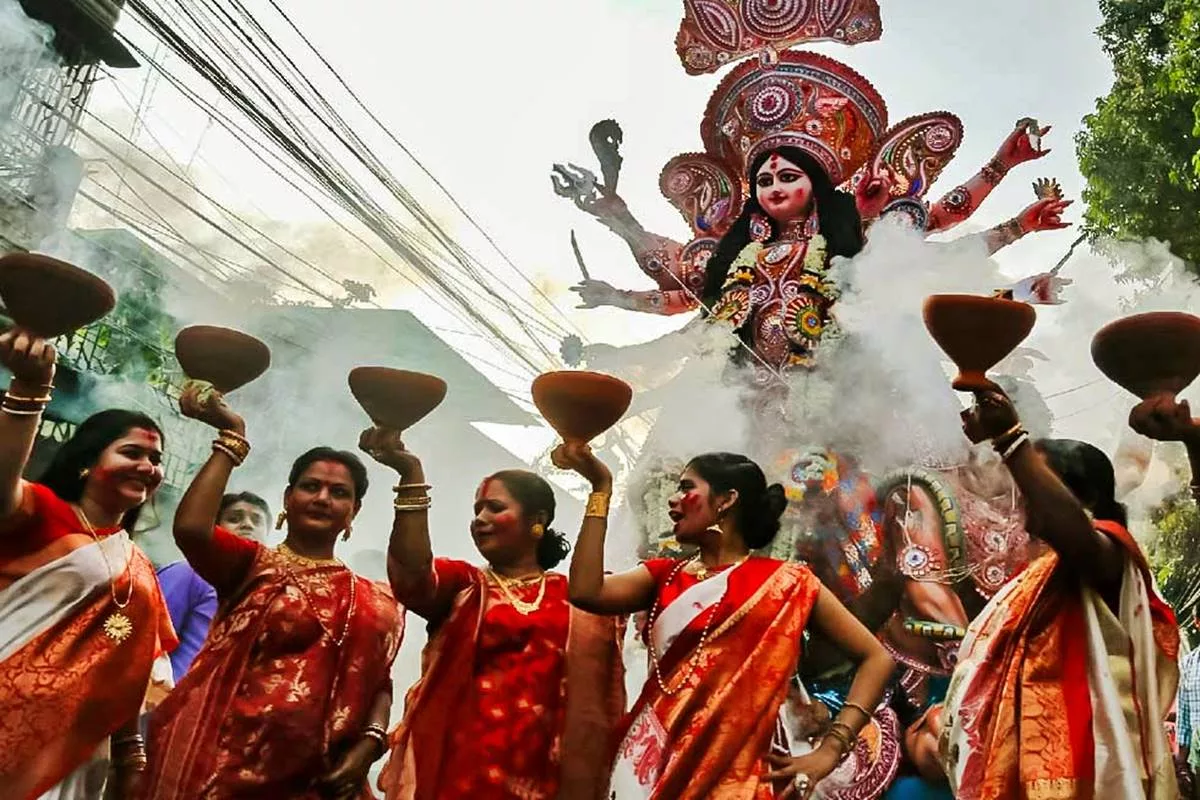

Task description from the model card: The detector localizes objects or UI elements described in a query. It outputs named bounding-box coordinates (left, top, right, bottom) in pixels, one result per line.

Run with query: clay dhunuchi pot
left=175, top=325, right=271, bottom=394
left=923, top=294, right=1036, bottom=392
left=348, top=367, right=447, bottom=430
left=532, top=370, right=632, bottom=444
left=0, top=252, right=116, bottom=337
left=1091, top=311, right=1200, bottom=400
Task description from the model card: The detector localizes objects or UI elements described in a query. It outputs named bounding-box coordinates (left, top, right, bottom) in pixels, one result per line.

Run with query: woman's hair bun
left=765, top=483, right=788, bottom=520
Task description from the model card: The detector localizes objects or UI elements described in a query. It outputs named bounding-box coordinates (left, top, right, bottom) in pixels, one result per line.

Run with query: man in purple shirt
left=156, top=491, right=270, bottom=681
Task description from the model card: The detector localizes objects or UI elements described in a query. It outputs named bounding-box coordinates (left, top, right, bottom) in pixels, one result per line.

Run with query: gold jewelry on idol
left=275, top=510, right=287, bottom=530
left=275, top=542, right=355, bottom=645
left=73, top=505, right=134, bottom=643
left=584, top=491, right=610, bottom=519
left=487, top=568, right=547, bottom=615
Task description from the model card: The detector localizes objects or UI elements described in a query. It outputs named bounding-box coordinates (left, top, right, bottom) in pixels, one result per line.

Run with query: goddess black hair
left=701, top=145, right=865, bottom=313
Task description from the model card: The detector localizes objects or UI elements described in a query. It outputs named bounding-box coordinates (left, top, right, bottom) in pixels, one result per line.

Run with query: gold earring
left=79, top=467, right=90, bottom=480
left=531, top=523, right=545, bottom=539
left=275, top=511, right=287, bottom=530
left=342, top=524, right=352, bottom=542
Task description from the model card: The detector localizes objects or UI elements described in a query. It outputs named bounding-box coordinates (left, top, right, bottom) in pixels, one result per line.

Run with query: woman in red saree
left=144, top=384, right=403, bottom=799
left=0, top=326, right=176, bottom=800
left=363, top=428, right=625, bottom=800
left=560, top=446, right=895, bottom=799
left=939, top=388, right=1180, bottom=799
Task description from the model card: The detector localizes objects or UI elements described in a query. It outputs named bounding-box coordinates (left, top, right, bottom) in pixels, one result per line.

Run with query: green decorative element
left=1076, top=0, right=1200, bottom=271
left=875, top=467, right=965, bottom=580
left=903, top=617, right=967, bottom=641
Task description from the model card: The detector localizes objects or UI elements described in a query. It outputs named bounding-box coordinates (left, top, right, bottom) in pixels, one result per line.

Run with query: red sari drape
left=378, top=559, right=626, bottom=800
left=145, top=529, right=403, bottom=799
left=0, top=482, right=176, bottom=800
left=940, top=521, right=1180, bottom=800
left=614, top=556, right=822, bottom=799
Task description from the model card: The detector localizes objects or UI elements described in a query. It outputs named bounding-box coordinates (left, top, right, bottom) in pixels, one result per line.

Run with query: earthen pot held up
left=348, top=367, right=447, bottom=430
left=175, top=325, right=271, bottom=394
left=1091, top=311, right=1200, bottom=400
left=0, top=252, right=116, bottom=337
left=532, top=370, right=632, bottom=444
left=923, top=294, right=1036, bottom=392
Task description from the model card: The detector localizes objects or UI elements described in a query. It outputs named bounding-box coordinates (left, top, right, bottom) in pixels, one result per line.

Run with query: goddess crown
left=701, top=50, right=888, bottom=185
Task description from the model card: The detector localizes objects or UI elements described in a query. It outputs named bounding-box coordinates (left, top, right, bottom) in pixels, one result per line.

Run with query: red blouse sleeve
left=185, top=525, right=259, bottom=597
left=395, top=557, right=480, bottom=625
left=0, top=482, right=101, bottom=562
left=641, top=557, right=680, bottom=588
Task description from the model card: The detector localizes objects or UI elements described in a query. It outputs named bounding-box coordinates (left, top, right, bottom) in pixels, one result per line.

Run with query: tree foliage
left=1149, top=488, right=1200, bottom=618
left=1076, top=0, right=1200, bottom=271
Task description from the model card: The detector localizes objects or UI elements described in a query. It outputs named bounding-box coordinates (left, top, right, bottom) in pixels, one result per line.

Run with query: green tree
left=1076, top=0, right=1200, bottom=271
left=1149, top=490, right=1200, bottom=614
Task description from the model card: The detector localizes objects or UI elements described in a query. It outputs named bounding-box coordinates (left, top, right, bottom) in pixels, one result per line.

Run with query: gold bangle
left=393, top=498, right=431, bottom=512
left=585, top=491, right=610, bottom=519
left=2, top=393, right=52, bottom=404
left=990, top=422, right=1022, bottom=445
left=218, top=428, right=248, bottom=444
left=212, top=442, right=245, bottom=467
left=393, top=483, right=432, bottom=494
left=835, top=705, right=873, bottom=724
left=1, top=405, right=43, bottom=416
left=214, top=434, right=250, bottom=462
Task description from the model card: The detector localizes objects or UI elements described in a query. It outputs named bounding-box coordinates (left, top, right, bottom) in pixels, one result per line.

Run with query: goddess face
left=755, top=152, right=813, bottom=224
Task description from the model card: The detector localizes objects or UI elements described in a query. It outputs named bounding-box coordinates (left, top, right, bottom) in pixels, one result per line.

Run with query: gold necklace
left=487, top=568, right=547, bottom=615
left=646, top=555, right=750, bottom=695
left=73, top=505, right=134, bottom=643
left=277, top=541, right=342, bottom=567
left=688, top=552, right=749, bottom=581
left=274, top=544, right=355, bottom=646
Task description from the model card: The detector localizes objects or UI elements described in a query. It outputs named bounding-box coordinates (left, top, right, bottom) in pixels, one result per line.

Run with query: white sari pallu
left=612, top=564, right=737, bottom=798
left=611, top=557, right=821, bottom=800
left=0, top=483, right=176, bottom=800
left=939, top=520, right=1179, bottom=800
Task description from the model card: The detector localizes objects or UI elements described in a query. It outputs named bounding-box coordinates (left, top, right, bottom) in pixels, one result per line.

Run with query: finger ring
left=793, top=773, right=811, bottom=791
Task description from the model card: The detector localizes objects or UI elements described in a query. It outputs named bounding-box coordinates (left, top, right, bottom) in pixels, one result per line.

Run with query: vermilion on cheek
left=681, top=492, right=701, bottom=512
left=492, top=511, right=518, bottom=530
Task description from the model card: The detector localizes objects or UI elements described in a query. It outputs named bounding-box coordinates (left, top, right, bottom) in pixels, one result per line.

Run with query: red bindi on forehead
left=125, top=428, right=162, bottom=448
